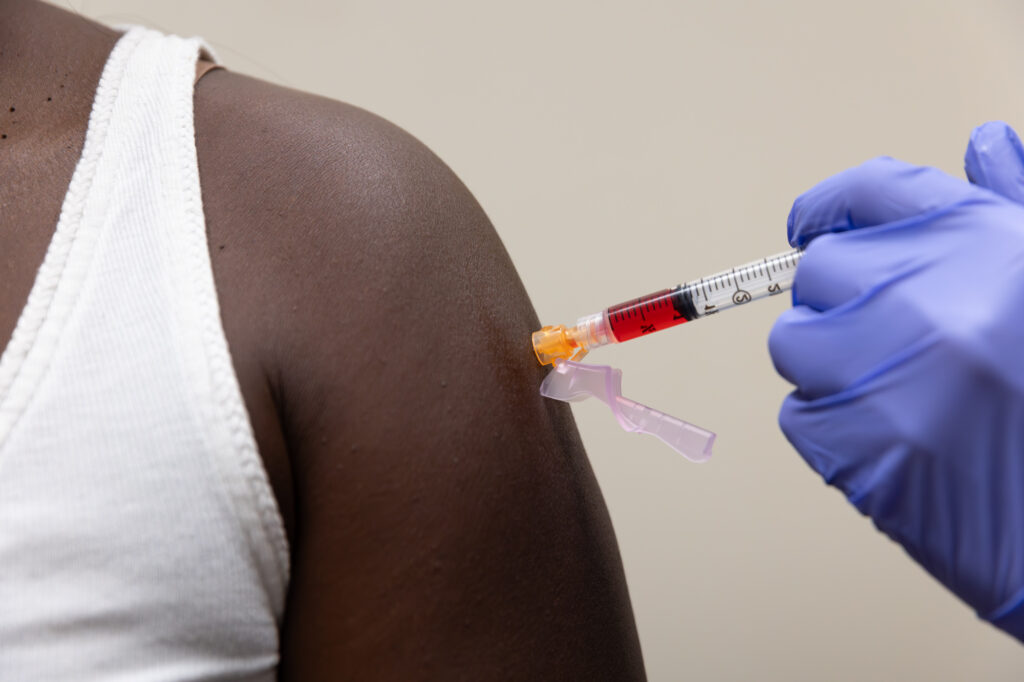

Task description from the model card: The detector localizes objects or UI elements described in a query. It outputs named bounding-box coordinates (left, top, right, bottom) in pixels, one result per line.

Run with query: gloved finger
left=964, top=121, right=1024, bottom=205
left=788, top=222, right=935, bottom=311
left=776, top=334, right=944, bottom=506
left=787, top=156, right=980, bottom=248
left=778, top=389, right=884, bottom=499
left=781, top=373, right=1024, bottom=627
left=769, top=284, right=933, bottom=400
left=777, top=331, right=1015, bottom=613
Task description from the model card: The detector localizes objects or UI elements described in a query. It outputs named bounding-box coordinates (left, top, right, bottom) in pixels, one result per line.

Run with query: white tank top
left=0, top=27, right=289, bottom=680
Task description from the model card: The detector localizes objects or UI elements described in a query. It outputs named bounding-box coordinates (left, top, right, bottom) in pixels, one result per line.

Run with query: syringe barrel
left=603, top=249, right=803, bottom=343
left=679, top=248, right=803, bottom=320
left=532, top=248, right=803, bottom=365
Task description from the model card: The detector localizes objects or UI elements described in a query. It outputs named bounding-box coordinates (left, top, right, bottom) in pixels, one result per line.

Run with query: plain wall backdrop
left=62, top=0, right=1024, bottom=678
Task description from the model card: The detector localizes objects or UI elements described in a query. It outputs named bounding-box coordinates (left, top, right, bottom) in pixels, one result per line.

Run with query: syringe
left=532, top=248, right=804, bottom=365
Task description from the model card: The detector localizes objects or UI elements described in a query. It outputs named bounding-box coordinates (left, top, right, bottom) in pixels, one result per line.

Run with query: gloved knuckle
left=791, top=234, right=839, bottom=297
left=777, top=396, right=800, bottom=440
left=940, top=315, right=1014, bottom=384
left=840, top=170, right=881, bottom=213
left=767, top=316, right=792, bottom=364
left=848, top=156, right=900, bottom=194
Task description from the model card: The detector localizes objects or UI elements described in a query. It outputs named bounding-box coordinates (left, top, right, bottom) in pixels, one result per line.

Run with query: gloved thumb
left=964, top=121, right=1024, bottom=205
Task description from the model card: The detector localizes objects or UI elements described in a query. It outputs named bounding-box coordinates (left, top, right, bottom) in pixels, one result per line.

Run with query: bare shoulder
left=194, top=69, right=645, bottom=680
left=192, top=68, right=526, bottom=400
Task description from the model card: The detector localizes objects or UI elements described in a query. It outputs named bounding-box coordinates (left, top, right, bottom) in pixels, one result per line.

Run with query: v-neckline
left=0, top=27, right=143, bottom=443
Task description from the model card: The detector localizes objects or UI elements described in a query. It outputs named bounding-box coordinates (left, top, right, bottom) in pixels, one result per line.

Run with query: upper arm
left=197, top=72, right=645, bottom=680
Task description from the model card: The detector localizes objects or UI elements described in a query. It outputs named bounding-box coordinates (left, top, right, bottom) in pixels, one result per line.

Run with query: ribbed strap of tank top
left=0, top=28, right=287, bottom=679
left=143, top=27, right=290, bottom=612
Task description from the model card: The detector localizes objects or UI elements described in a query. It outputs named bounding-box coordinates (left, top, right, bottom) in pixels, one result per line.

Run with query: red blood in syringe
left=606, top=286, right=697, bottom=342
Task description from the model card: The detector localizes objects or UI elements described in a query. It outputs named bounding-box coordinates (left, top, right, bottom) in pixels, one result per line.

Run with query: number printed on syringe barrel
left=604, top=249, right=804, bottom=343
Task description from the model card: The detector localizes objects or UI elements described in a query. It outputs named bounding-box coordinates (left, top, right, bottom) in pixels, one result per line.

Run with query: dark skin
left=0, top=1, right=646, bottom=678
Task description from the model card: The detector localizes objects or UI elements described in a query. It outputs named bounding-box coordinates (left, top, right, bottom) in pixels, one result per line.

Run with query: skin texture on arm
left=194, top=72, right=647, bottom=678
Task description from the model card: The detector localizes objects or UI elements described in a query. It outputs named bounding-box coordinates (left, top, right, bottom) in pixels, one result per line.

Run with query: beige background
left=66, top=0, right=1024, bottom=678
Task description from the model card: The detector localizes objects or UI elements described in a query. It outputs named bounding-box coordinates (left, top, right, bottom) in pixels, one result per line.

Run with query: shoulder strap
left=194, top=58, right=222, bottom=85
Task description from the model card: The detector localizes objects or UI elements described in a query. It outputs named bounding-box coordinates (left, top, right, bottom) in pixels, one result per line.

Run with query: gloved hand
left=769, top=125, right=1024, bottom=640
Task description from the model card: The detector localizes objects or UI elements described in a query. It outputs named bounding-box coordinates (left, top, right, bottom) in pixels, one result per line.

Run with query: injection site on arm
left=533, top=249, right=803, bottom=460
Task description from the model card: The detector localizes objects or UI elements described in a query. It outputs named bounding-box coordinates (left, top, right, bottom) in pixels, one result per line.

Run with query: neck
left=1, top=0, right=119, bottom=143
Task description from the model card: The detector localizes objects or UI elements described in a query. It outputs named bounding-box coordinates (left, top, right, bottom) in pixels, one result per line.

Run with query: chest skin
left=0, top=12, right=295, bottom=542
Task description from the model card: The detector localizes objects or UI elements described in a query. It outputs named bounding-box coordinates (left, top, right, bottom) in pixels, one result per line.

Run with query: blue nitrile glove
left=768, top=142, right=1024, bottom=641
left=965, top=121, right=1024, bottom=204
